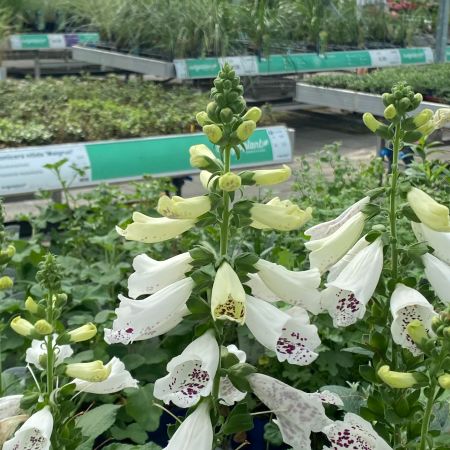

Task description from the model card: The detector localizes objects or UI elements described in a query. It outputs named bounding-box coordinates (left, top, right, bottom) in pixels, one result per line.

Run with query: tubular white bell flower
left=246, top=297, right=320, bottom=366
left=163, top=402, right=213, bottom=450
left=321, top=237, right=384, bottom=327
left=199, top=170, right=218, bottom=190
left=3, top=406, right=53, bottom=450
left=422, top=253, right=450, bottom=305
left=116, top=212, right=196, bottom=244
left=412, top=221, right=450, bottom=265
left=0, top=396, right=23, bottom=421
left=219, top=345, right=247, bottom=406
left=250, top=164, right=292, bottom=186
left=248, top=373, right=338, bottom=450
left=305, top=196, right=369, bottom=240
left=104, top=278, right=194, bottom=344
left=211, top=262, right=246, bottom=324
left=73, top=357, right=138, bottom=394
left=127, top=252, right=192, bottom=299
left=25, top=335, right=73, bottom=370
left=157, top=195, right=211, bottom=220
left=390, top=284, right=438, bottom=356
left=253, top=259, right=322, bottom=314
left=154, top=330, right=219, bottom=408
left=322, top=412, right=393, bottom=450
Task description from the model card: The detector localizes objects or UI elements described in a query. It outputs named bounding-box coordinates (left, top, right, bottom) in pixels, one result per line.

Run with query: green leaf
left=321, top=385, right=364, bottom=414
left=76, top=404, right=122, bottom=440
left=102, top=443, right=161, bottom=450
left=125, top=384, right=162, bottom=432
left=227, top=363, right=257, bottom=393
left=222, top=403, right=253, bottom=435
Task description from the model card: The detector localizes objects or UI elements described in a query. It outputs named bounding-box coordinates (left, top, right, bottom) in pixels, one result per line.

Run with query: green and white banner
left=9, top=33, right=100, bottom=50
left=0, top=126, right=292, bottom=196
left=174, top=46, right=440, bottom=79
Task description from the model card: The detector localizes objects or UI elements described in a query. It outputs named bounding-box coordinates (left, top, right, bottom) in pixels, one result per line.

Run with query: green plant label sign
left=9, top=33, right=100, bottom=50
left=0, top=127, right=292, bottom=196
left=447, top=46, right=450, bottom=61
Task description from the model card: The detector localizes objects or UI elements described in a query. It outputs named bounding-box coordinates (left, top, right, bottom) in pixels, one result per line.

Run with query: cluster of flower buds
left=431, top=309, right=450, bottom=340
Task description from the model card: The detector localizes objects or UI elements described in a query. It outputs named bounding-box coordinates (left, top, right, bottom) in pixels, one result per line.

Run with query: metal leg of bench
left=377, top=136, right=385, bottom=151
left=34, top=57, right=41, bottom=79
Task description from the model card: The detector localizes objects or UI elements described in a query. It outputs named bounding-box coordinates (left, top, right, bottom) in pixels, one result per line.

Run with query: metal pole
left=435, top=0, right=450, bottom=63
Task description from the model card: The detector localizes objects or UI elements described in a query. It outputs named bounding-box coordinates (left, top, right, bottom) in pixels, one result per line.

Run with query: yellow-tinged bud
left=34, top=319, right=53, bottom=335
left=196, top=111, right=210, bottom=126
left=25, top=296, right=39, bottom=314
left=438, top=374, right=450, bottom=389
left=407, top=187, right=450, bottom=232
left=378, top=365, right=418, bottom=389
left=218, top=173, right=242, bottom=192
left=157, top=195, right=211, bottom=219
left=0, top=276, right=13, bottom=290
left=67, top=323, right=97, bottom=343
left=3, top=245, right=15, bottom=258
left=413, top=109, right=434, bottom=127
left=406, top=320, right=428, bottom=345
left=243, top=107, right=262, bottom=123
left=203, top=124, right=223, bottom=144
left=417, top=120, right=436, bottom=136
left=384, top=104, right=397, bottom=120
left=236, top=120, right=256, bottom=141
left=189, top=144, right=218, bottom=169
left=363, top=112, right=383, bottom=133
left=251, top=165, right=292, bottom=186
left=66, top=361, right=111, bottom=382
left=10, top=316, right=35, bottom=337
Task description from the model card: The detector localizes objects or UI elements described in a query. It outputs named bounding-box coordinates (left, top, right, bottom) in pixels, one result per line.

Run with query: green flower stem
left=45, top=291, right=55, bottom=400
left=419, top=383, right=437, bottom=450
left=220, top=146, right=232, bottom=256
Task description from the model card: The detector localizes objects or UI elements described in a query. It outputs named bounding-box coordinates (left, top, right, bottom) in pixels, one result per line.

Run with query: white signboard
left=369, top=49, right=401, bottom=67
left=218, top=56, right=259, bottom=76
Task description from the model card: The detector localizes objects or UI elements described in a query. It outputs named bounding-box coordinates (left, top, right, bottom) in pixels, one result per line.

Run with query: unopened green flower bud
left=206, top=102, right=219, bottom=121
left=68, top=323, right=97, bottom=343
left=218, top=172, right=241, bottom=192
left=203, top=124, right=223, bottom=144
left=196, top=111, right=210, bottom=126
left=383, top=104, right=397, bottom=120
left=3, top=245, right=15, bottom=258
left=34, top=319, right=53, bottom=335
left=0, top=276, right=13, bottom=290
left=414, top=93, right=423, bottom=104
left=382, top=92, right=394, bottom=106
left=243, top=107, right=262, bottom=123
left=362, top=112, right=383, bottom=133
left=11, top=316, right=35, bottom=337
left=406, top=320, right=429, bottom=346
left=39, top=353, right=48, bottom=368
left=220, top=107, right=234, bottom=123
left=398, top=97, right=411, bottom=112
left=443, top=326, right=450, bottom=338
left=66, top=361, right=111, bottom=382
left=438, top=374, right=450, bottom=389
left=378, top=365, right=418, bottom=389
left=25, top=296, right=39, bottom=314
left=236, top=120, right=256, bottom=141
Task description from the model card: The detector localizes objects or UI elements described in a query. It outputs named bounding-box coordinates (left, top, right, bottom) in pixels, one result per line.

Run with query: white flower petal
left=255, top=259, right=322, bottom=314
left=0, top=396, right=23, bottom=421
left=322, top=238, right=384, bottom=327
left=74, top=357, right=138, bottom=394
left=163, top=402, right=213, bottom=450
left=104, top=278, right=193, bottom=344
left=412, top=221, right=450, bottom=265
left=3, top=406, right=53, bottom=450
left=390, top=284, right=438, bottom=356
left=248, top=373, right=333, bottom=450
left=322, top=412, right=392, bottom=450
left=246, top=273, right=281, bottom=303
left=307, top=390, right=344, bottom=407
left=154, top=330, right=219, bottom=408
left=246, top=296, right=320, bottom=366
left=422, top=253, right=450, bottom=305
left=25, top=336, right=73, bottom=370
left=219, top=345, right=247, bottom=406
left=305, top=212, right=365, bottom=274
left=128, top=252, right=192, bottom=298
left=305, top=197, right=369, bottom=240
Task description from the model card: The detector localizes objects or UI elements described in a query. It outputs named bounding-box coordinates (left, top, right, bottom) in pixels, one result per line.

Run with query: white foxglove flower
left=104, top=278, right=193, bottom=344
left=412, top=222, right=450, bottom=265
left=157, top=195, right=211, bottom=220
left=0, top=396, right=23, bottom=420
left=246, top=273, right=281, bottom=303
left=433, top=108, right=450, bottom=129
left=73, top=357, right=138, bottom=394
left=254, top=259, right=322, bottom=314
left=3, top=406, right=53, bottom=450
left=1, top=415, right=28, bottom=448
left=246, top=297, right=320, bottom=366
left=116, top=212, right=196, bottom=244
left=25, top=336, right=73, bottom=370
left=163, top=402, right=213, bottom=450
left=128, top=252, right=192, bottom=298
left=305, top=212, right=365, bottom=274
left=211, top=262, right=246, bottom=324
left=199, top=170, right=218, bottom=190
left=422, top=253, right=450, bottom=305
left=390, top=284, right=437, bottom=356
left=305, top=197, right=369, bottom=240
left=323, top=412, right=392, bottom=450
left=154, top=330, right=219, bottom=408
left=248, top=373, right=335, bottom=450
left=219, top=345, right=247, bottom=406
left=321, top=238, right=383, bottom=327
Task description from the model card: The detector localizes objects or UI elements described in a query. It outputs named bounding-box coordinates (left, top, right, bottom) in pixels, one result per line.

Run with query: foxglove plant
left=109, top=64, right=396, bottom=449
left=4, top=254, right=137, bottom=449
